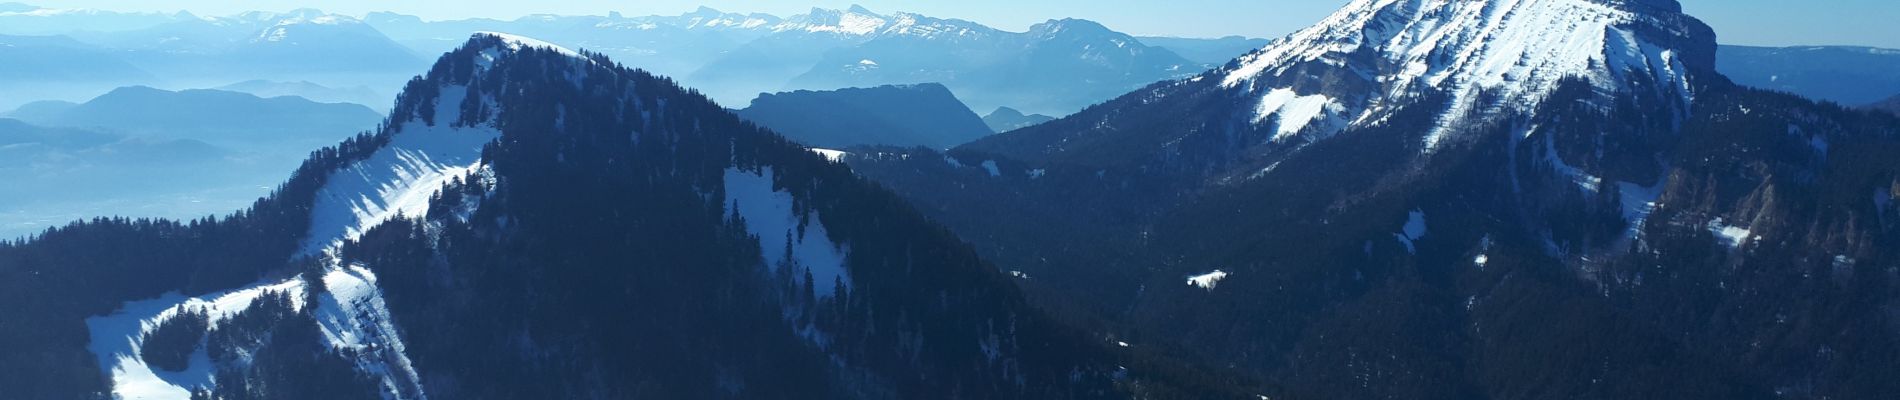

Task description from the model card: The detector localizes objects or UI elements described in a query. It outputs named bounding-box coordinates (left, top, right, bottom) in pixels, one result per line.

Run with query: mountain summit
left=847, top=0, right=1900, bottom=398
left=0, top=33, right=1243, bottom=399
left=1219, top=0, right=1713, bottom=147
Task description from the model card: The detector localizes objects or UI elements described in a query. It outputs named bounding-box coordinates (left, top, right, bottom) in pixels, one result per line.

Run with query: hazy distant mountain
left=6, top=86, right=381, bottom=147
left=1716, top=45, right=1900, bottom=105
left=95, top=10, right=423, bottom=75
left=683, top=6, right=908, bottom=105
left=216, top=79, right=389, bottom=109
left=0, top=34, right=152, bottom=84
left=0, top=118, right=249, bottom=239
left=785, top=16, right=1198, bottom=115
left=737, top=83, right=993, bottom=149
left=0, top=8, right=428, bottom=96
left=1871, top=94, right=1900, bottom=115
left=1138, top=35, right=1272, bottom=64
left=0, top=4, right=184, bottom=35
left=0, top=33, right=156, bottom=110
left=369, top=5, right=1194, bottom=115
left=367, top=7, right=779, bottom=79
left=0, top=86, right=383, bottom=237
left=981, top=107, right=1056, bottom=133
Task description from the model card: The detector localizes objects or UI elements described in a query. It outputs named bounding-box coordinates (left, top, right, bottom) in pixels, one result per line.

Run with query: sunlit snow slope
left=83, top=33, right=574, bottom=400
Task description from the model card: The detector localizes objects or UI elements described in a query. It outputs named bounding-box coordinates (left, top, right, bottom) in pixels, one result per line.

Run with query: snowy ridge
left=475, top=31, right=583, bottom=58
left=299, top=84, right=499, bottom=256
left=86, top=84, right=498, bottom=399
left=777, top=6, right=890, bottom=36
left=766, top=5, right=995, bottom=40
left=1218, top=0, right=1705, bottom=148
left=85, top=281, right=308, bottom=399
left=82, top=33, right=591, bottom=399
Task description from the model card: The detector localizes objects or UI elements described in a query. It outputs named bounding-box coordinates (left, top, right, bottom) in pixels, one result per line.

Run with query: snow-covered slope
left=83, top=33, right=571, bottom=400
left=1219, top=0, right=1713, bottom=148
left=725, top=167, right=852, bottom=295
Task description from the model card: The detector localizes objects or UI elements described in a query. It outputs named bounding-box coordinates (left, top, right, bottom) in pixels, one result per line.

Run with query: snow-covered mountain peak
left=673, top=6, right=780, bottom=30
left=471, top=31, right=583, bottom=58
left=1217, top=0, right=1715, bottom=147
left=779, top=6, right=890, bottom=35
left=250, top=12, right=373, bottom=43
left=1028, top=18, right=1116, bottom=37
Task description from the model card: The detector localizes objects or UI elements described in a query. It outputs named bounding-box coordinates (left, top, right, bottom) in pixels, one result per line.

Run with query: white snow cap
left=474, top=31, right=583, bottom=58
left=1220, top=0, right=1706, bottom=147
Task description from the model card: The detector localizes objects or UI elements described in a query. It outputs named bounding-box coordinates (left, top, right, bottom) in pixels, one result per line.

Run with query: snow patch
left=980, top=160, right=1002, bottom=177
left=1707, top=218, right=1752, bottom=249
left=1394, top=209, right=1427, bottom=254
left=725, top=167, right=852, bottom=295
left=1615, top=180, right=1666, bottom=245
left=1252, top=88, right=1343, bottom=140
left=94, top=82, right=500, bottom=400
left=1186, top=270, right=1229, bottom=290
left=476, top=31, right=582, bottom=58
left=300, top=87, right=499, bottom=256
left=314, top=264, right=426, bottom=398
left=1473, top=235, right=1494, bottom=269
left=86, top=281, right=307, bottom=400
left=810, top=148, right=847, bottom=162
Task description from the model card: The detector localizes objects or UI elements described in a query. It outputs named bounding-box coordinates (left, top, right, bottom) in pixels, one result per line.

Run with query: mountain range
left=364, top=5, right=1201, bottom=116
left=736, top=83, right=994, bottom=149
left=7, top=86, right=381, bottom=144
left=0, top=33, right=1243, bottom=399
left=1716, top=45, right=1900, bottom=106
left=2, top=1, right=1899, bottom=399
left=844, top=0, right=1900, bottom=398
left=982, top=107, right=1058, bottom=133
left=214, top=80, right=390, bottom=109
left=0, top=87, right=382, bottom=239
left=1137, top=36, right=1274, bottom=64
left=7, top=3, right=1896, bottom=115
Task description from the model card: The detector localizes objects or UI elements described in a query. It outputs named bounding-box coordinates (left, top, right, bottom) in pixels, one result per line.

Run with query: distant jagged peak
left=779, top=5, right=891, bottom=35
left=232, top=8, right=330, bottom=24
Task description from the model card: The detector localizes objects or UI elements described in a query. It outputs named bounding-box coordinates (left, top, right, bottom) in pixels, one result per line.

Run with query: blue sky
left=23, top=0, right=1900, bottom=47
